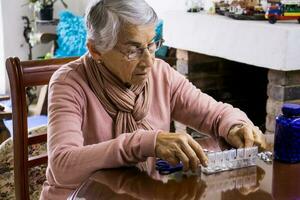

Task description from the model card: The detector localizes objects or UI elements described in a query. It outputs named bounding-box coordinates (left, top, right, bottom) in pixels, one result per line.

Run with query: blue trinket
left=274, top=103, right=300, bottom=163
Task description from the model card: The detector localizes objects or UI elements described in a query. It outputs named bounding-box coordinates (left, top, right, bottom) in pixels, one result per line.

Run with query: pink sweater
left=40, top=57, right=251, bottom=199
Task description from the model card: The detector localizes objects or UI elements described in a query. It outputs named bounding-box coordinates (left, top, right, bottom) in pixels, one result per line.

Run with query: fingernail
left=204, top=160, right=208, bottom=167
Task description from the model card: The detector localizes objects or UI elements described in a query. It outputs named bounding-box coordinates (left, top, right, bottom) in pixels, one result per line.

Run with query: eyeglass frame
left=114, top=38, right=165, bottom=61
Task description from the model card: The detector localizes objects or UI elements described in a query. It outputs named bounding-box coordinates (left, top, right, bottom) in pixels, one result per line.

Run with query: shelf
left=35, top=18, right=59, bottom=26
left=162, top=11, right=300, bottom=71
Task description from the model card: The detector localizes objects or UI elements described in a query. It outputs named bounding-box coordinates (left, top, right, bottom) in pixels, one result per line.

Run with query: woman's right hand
left=155, top=132, right=208, bottom=172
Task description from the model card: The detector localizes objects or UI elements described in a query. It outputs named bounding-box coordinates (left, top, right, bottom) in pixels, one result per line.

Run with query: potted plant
left=29, top=0, right=68, bottom=21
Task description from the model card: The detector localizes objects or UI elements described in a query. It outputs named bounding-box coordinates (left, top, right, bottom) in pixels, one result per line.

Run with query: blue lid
left=282, top=103, right=300, bottom=116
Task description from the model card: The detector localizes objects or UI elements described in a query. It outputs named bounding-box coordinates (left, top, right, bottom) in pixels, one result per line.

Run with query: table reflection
left=70, top=135, right=300, bottom=200
left=74, top=157, right=269, bottom=200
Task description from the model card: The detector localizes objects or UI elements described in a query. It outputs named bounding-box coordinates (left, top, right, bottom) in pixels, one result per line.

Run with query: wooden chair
left=6, top=57, right=77, bottom=200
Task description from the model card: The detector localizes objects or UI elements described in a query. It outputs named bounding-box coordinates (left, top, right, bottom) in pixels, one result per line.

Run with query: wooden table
left=66, top=136, right=300, bottom=200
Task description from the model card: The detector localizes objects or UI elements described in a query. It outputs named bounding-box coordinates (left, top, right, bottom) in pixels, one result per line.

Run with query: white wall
left=145, top=0, right=186, bottom=18
left=0, top=0, right=186, bottom=94
left=54, top=0, right=87, bottom=17
left=0, top=0, right=87, bottom=94
left=0, top=1, right=5, bottom=94
left=0, top=0, right=30, bottom=94
left=56, top=0, right=187, bottom=19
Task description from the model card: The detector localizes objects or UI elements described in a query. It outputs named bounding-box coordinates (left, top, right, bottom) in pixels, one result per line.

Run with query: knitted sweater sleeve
left=47, top=77, right=158, bottom=188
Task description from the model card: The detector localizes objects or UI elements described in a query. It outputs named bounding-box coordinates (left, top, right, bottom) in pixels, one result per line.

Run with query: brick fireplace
left=161, top=10, right=300, bottom=135
left=172, top=49, right=300, bottom=134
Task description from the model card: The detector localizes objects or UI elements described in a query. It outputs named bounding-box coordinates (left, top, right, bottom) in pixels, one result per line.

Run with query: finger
left=253, top=128, right=267, bottom=150
left=167, top=157, right=180, bottom=166
left=253, top=130, right=261, bottom=145
left=227, top=133, right=244, bottom=148
left=253, top=127, right=263, bottom=143
left=175, top=149, right=190, bottom=171
left=243, top=126, right=254, bottom=148
left=181, top=142, right=199, bottom=172
left=189, top=138, right=208, bottom=167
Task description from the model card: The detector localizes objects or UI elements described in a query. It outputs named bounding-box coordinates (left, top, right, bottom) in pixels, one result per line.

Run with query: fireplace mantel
left=162, top=11, right=300, bottom=71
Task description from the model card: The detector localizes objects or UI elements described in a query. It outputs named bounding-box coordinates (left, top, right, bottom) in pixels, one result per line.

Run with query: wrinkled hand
left=226, top=124, right=267, bottom=150
left=155, top=132, right=208, bottom=172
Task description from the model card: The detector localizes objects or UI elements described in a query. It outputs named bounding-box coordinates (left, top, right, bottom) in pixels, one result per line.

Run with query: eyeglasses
left=115, top=38, right=165, bottom=61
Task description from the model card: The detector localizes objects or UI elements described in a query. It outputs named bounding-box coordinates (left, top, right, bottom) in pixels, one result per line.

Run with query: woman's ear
left=87, top=40, right=102, bottom=60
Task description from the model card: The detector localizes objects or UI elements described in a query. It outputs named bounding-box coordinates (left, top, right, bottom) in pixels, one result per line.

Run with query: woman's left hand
left=225, top=124, right=267, bottom=150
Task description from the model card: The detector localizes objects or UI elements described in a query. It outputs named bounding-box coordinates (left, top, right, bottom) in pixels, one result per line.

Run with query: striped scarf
left=83, top=54, right=152, bottom=137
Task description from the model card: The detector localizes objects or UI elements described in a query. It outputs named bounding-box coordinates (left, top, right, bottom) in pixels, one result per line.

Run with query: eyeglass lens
left=131, top=39, right=163, bottom=59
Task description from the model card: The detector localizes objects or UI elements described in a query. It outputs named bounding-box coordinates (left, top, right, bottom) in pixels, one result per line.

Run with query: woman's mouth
left=135, top=72, right=148, bottom=76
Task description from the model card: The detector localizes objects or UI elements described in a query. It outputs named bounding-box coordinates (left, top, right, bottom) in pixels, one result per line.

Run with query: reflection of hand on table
left=237, top=166, right=265, bottom=196
left=90, top=167, right=207, bottom=200
left=200, top=165, right=265, bottom=197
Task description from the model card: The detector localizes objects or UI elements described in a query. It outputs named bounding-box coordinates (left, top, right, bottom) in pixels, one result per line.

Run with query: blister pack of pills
left=202, top=147, right=258, bottom=175
left=257, top=151, right=273, bottom=164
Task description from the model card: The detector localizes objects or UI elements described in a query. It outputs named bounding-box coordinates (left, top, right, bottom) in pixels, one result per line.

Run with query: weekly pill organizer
left=201, top=147, right=258, bottom=175
left=156, top=146, right=269, bottom=176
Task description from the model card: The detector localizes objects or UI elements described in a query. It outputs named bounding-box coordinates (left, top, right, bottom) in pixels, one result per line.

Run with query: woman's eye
left=127, top=46, right=138, bottom=54
left=148, top=42, right=155, bottom=48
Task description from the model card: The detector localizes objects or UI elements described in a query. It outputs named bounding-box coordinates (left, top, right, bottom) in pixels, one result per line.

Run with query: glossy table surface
left=68, top=136, right=300, bottom=200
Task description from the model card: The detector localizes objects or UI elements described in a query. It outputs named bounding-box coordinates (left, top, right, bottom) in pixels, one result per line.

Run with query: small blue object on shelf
left=274, top=103, right=300, bottom=163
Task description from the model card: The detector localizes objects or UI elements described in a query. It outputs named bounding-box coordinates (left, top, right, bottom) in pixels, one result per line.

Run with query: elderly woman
left=40, top=0, right=267, bottom=199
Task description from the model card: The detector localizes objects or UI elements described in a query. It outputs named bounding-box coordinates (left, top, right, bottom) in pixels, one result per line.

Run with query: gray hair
left=85, top=0, right=158, bottom=53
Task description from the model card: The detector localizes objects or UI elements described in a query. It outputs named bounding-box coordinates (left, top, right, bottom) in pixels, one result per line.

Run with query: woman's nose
left=140, top=49, right=154, bottom=68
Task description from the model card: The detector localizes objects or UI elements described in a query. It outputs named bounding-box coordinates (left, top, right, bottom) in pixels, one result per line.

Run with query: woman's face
left=90, top=23, right=156, bottom=85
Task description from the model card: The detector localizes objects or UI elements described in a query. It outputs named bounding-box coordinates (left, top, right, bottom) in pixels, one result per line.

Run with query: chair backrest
left=6, top=57, right=78, bottom=200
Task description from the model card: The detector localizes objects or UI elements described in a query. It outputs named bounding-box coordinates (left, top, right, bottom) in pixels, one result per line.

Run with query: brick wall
left=265, top=70, right=300, bottom=134
left=175, top=49, right=268, bottom=132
